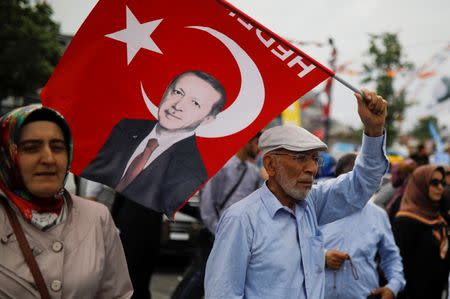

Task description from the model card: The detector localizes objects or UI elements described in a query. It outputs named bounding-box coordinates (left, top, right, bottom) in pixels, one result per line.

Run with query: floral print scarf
left=0, top=105, right=73, bottom=229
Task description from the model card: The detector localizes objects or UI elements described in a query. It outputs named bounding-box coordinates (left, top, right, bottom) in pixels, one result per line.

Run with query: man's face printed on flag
left=158, top=72, right=224, bottom=133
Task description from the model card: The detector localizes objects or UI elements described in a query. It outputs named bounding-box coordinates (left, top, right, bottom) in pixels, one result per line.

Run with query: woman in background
left=393, top=165, right=449, bottom=299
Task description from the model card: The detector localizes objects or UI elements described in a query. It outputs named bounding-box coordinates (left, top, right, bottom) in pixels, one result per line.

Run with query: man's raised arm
left=312, top=89, right=389, bottom=225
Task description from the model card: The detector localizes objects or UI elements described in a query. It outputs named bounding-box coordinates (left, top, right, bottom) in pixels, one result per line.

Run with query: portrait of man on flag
left=41, top=0, right=333, bottom=217
left=81, top=70, right=226, bottom=215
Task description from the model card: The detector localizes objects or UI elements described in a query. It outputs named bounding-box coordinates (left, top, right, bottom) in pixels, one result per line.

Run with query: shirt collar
left=260, top=182, right=308, bottom=218
left=152, top=123, right=195, bottom=145
left=260, top=182, right=289, bottom=218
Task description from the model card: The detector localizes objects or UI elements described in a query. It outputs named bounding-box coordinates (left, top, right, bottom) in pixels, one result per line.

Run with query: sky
left=48, top=0, right=450, bottom=133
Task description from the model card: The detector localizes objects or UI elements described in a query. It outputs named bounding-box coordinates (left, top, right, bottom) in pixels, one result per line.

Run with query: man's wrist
left=385, top=281, right=401, bottom=297
left=363, top=127, right=384, bottom=137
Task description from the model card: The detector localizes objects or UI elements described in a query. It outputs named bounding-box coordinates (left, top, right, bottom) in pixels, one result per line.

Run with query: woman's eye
left=20, top=145, right=40, bottom=153
left=51, top=145, right=67, bottom=153
left=192, top=100, right=200, bottom=108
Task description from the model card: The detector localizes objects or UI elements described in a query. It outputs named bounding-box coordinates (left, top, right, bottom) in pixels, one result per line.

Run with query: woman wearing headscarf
left=385, top=159, right=417, bottom=222
left=393, top=165, right=449, bottom=299
left=0, top=105, right=133, bottom=298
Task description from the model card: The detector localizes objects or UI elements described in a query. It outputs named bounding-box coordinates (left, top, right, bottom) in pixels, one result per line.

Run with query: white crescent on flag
left=141, top=26, right=265, bottom=138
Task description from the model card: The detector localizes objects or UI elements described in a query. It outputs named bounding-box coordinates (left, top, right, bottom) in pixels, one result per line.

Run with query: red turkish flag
left=41, top=0, right=333, bottom=217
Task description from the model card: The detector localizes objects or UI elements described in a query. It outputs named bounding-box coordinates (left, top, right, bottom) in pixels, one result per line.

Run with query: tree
left=361, top=33, right=413, bottom=146
left=0, top=0, right=62, bottom=102
left=409, top=116, right=440, bottom=142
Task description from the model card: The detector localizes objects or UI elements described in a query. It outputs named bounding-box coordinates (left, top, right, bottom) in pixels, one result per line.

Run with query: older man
left=205, top=89, right=388, bottom=299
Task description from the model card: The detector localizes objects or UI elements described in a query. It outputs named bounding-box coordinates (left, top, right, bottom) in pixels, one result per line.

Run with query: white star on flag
left=105, top=6, right=163, bottom=65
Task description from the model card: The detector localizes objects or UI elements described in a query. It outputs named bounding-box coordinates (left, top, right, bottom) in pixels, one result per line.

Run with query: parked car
left=159, top=193, right=204, bottom=257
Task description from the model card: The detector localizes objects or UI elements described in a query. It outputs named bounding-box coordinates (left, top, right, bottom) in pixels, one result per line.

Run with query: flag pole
left=333, top=74, right=362, bottom=95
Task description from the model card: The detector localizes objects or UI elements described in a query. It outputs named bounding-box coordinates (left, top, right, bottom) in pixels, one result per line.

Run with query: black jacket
left=393, top=216, right=450, bottom=299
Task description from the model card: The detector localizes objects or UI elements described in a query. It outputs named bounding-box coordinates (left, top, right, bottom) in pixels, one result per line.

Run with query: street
left=150, top=256, right=190, bottom=299
left=151, top=271, right=181, bottom=299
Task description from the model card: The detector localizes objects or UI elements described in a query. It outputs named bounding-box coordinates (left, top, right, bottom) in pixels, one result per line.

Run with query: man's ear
left=263, top=155, right=276, bottom=177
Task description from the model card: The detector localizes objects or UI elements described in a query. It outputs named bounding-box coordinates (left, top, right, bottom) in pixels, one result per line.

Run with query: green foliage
left=361, top=33, right=413, bottom=146
left=410, top=116, right=439, bottom=142
left=0, top=0, right=62, bottom=100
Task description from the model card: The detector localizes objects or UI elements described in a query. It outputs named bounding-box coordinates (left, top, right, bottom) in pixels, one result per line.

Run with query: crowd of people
left=0, top=87, right=449, bottom=299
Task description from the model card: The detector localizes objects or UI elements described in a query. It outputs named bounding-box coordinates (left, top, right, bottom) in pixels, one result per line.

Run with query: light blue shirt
left=321, top=202, right=405, bottom=299
left=200, top=156, right=263, bottom=234
left=204, top=134, right=388, bottom=299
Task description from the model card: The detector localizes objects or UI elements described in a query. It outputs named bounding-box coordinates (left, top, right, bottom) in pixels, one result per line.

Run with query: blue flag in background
left=428, top=122, right=449, bottom=165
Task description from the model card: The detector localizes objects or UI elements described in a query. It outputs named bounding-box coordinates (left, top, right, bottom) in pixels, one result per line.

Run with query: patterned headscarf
left=397, top=164, right=447, bottom=258
left=0, top=105, right=73, bottom=228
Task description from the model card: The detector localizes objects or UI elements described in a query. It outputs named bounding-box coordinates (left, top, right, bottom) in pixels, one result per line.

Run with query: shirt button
left=52, top=241, right=63, bottom=252
left=51, top=280, right=62, bottom=291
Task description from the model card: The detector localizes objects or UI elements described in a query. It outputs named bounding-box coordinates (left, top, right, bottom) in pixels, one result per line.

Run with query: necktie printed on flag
left=41, top=0, right=333, bottom=217
left=116, top=138, right=159, bottom=192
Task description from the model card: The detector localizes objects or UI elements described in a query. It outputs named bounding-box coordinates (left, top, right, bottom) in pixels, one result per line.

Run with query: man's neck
left=236, top=149, right=248, bottom=162
left=266, top=180, right=296, bottom=210
left=155, top=123, right=195, bottom=139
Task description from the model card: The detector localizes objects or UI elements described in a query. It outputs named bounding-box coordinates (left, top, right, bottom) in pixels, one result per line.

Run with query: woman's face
left=17, top=121, right=68, bottom=198
left=428, top=170, right=445, bottom=202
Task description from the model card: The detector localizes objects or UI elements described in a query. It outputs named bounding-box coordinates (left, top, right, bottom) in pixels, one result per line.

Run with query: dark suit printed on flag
left=82, top=119, right=207, bottom=216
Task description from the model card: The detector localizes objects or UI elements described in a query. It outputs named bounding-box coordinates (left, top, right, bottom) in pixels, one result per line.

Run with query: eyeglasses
left=333, top=255, right=359, bottom=289
left=270, top=152, right=325, bottom=167
left=430, top=179, right=446, bottom=187
left=348, top=256, right=359, bottom=280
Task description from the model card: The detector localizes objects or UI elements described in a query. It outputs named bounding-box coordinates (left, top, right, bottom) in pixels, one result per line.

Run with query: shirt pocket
left=310, top=235, right=325, bottom=274
left=305, top=235, right=326, bottom=297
